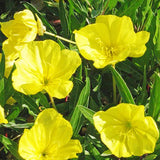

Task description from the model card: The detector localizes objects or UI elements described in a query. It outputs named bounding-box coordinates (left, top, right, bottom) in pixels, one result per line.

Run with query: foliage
left=0, top=0, right=160, bottom=159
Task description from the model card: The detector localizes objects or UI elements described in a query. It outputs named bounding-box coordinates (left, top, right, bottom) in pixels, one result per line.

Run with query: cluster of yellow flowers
left=0, top=9, right=159, bottom=159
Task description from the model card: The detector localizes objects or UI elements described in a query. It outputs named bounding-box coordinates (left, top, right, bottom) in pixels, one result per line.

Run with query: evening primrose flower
left=93, top=103, right=159, bottom=158
left=74, top=15, right=150, bottom=68
left=1, top=9, right=37, bottom=42
left=1, top=9, right=46, bottom=77
left=0, top=105, right=8, bottom=124
left=18, top=108, right=82, bottom=160
left=1, top=9, right=45, bottom=42
left=12, top=40, right=81, bottom=99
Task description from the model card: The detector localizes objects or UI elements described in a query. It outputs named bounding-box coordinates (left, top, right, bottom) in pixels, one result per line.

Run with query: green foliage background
left=0, top=0, right=160, bottom=159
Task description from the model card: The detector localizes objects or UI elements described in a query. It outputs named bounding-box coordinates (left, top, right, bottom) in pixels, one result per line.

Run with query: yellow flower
left=18, top=108, right=82, bottom=160
left=1, top=9, right=37, bottom=43
left=74, top=15, right=150, bottom=68
left=2, top=39, right=24, bottom=77
left=12, top=40, right=81, bottom=98
left=93, top=103, right=159, bottom=158
left=1, top=9, right=46, bottom=77
left=0, top=105, right=8, bottom=124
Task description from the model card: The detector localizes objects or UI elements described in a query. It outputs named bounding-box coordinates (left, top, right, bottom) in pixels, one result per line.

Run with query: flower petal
left=1, top=9, right=37, bottom=42
left=18, top=109, right=82, bottom=160
left=44, top=79, right=73, bottom=98
left=129, top=31, right=150, bottom=57
left=74, top=23, right=111, bottom=68
left=0, top=105, right=8, bottom=124
left=93, top=103, right=159, bottom=158
left=55, top=140, right=82, bottom=159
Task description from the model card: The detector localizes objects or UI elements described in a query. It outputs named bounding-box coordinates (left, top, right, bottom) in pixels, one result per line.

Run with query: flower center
left=42, top=77, right=49, bottom=86
left=124, top=121, right=133, bottom=133
left=42, top=153, right=46, bottom=157
left=95, top=38, right=117, bottom=58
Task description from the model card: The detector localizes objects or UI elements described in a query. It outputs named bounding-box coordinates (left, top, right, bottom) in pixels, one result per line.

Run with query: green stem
left=112, top=65, right=117, bottom=104
left=49, top=95, right=57, bottom=110
left=44, top=31, right=76, bottom=44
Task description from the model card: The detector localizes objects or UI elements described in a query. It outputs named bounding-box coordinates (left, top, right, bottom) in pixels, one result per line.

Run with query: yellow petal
left=1, top=9, right=37, bottom=43
left=35, top=108, right=73, bottom=147
left=12, top=63, right=44, bottom=95
left=56, top=140, right=82, bottom=159
left=93, top=103, right=159, bottom=158
left=19, top=108, right=82, bottom=159
left=0, top=105, right=8, bottom=124
left=129, top=31, right=150, bottom=57
left=13, top=9, right=35, bottom=20
left=74, top=23, right=111, bottom=68
left=45, top=79, right=73, bottom=99
left=12, top=40, right=81, bottom=98
left=96, top=15, right=134, bottom=45
left=36, top=14, right=46, bottom=36
left=75, top=15, right=150, bottom=68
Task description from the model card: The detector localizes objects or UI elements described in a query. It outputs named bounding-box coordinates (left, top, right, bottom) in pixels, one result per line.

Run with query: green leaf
left=33, top=93, right=50, bottom=108
left=0, top=52, right=5, bottom=79
left=0, top=134, right=23, bottom=160
left=59, top=0, right=69, bottom=38
left=0, top=78, right=5, bottom=106
left=136, top=65, right=148, bottom=105
left=143, top=154, right=157, bottom=160
left=109, top=66, right=135, bottom=104
left=154, top=10, right=160, bottom=62
left=70, top=77, right=90, bottom=136
left=68, top=0, right=88, bottom=16
left=14, top=93, right=40, bottom=115
left=108, top=0, right=118, bottom=10
left=85, top=137, right=104, bottom=160
left=148, top=73, right=160, bottom=120
left=78, top=105, right=95, bottom=124
left=117, top=0, right=145, bottom=20
left=6, top=106, right=21, bottom=122
left=3, top=122, right=33, bottom=129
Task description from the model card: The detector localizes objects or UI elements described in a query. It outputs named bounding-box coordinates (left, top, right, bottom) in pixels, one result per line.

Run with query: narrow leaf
left=70, top=77, right=90, bottom=136
left=78, top=105, right=95, bottom=124
left=59, top=0, right=69, bottom=37
left=148, top=73, right=160, bottom=120
left=109, top=66, right=135, bottom=104
left=0, top=134, right=23, bottom=160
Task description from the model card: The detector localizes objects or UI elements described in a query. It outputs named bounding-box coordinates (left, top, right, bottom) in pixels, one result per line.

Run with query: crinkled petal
left=12, top=62, right=43, bottom=95
left=96, top=15, right=134, bottom=45
left=1, top=9, right=37, bottom=42
left=2, top=39, right=22, bottom=61
left=35, top=108, right=73, bottom=148
left=19, top=109, right=82, bottom=160
left=12, top=40, right=81, bottom=98
left=44, top=79, right=73, bottom=99
left=93, top=103, right=159, bottom=158
left=75, top=15, right=150, bottom=68
left=55, top=140, right=82, bottom=159
left=101, top=128, right=131, bottom=157
left=52, top=49, right=81, bottom=80
left=127, top=117, right=159, bottom=156
left=74, top=23, right=111, bottom=68
left=129, top=31, right=150, bottom=57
